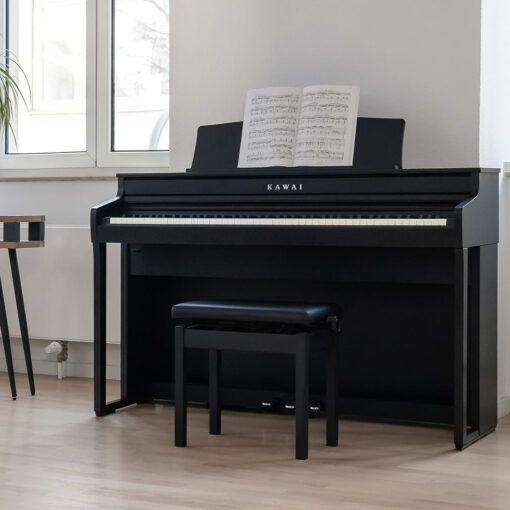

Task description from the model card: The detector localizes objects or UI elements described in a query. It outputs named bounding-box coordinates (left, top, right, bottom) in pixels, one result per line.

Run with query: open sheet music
left=238, top=85, right=360, bottom=168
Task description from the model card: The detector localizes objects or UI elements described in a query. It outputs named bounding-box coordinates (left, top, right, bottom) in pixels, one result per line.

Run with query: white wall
left=0, top=180, right=123, bottom=379
left=0, top=180, right=115, bottom=224
left=481, top=0, right=510, bottom=167
left=170, top=0, right=482, bottom=171
left=480, top=0, right=510, bottom=414
left=1, top=1, right=493, bottom=395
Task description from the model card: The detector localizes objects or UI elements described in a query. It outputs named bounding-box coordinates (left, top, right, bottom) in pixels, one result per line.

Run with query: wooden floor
left=1, top=375, right=510, bottom=509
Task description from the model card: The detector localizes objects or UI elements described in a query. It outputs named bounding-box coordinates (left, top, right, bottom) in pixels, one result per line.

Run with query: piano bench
left=171, top=300, right=341, bottom=460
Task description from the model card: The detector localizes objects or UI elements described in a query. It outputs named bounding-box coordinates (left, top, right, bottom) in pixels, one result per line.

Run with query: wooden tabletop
left=0, top=216, right=45, bottom=223
left=0, top=241, right=44, bottom=249
left=0, top=216, right=45, bottom=248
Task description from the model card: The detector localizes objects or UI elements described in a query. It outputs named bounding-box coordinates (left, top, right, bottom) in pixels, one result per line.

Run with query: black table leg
left=175, top=325, right=187, bottom=447
left=326, top=334, right=338, bottom=447
left=295, top=335, right=309, bottom=460
left=0, top=274, right=16, bottom=400
left=209, top=348, right=221, bottom=435
left=8, top=249, right=35, bottom=396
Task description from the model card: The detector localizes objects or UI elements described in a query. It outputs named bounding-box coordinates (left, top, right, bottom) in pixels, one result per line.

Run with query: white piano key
left=106, top=216, right=448, bottom=228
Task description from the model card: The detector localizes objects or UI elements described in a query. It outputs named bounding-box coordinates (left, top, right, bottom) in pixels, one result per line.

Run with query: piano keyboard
left=107, top=217, right=448, bottom=227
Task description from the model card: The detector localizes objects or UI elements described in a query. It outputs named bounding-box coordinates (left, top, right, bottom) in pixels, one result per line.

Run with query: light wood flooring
left=1, top=374, right=510, bottom=510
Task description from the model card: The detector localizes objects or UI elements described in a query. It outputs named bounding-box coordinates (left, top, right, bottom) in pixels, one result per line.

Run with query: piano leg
left=94, top=242, right=136, bottom=417
left=454, top=246, right=498, bottom=450
left=454, top=248, right=469, bottom=449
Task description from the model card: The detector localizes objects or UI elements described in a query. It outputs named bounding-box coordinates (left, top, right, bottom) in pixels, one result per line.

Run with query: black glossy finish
left=93, top=243, right=107, bottom=415
left=91, top=122, right=500, bottom=451
left=191, top=118, right=405, bottom=171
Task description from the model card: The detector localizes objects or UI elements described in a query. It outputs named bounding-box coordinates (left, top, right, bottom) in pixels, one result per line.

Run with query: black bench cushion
left=172, top=300, right=340, bottom=326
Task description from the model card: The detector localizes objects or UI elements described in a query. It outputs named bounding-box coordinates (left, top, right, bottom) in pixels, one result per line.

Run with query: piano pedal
left=309, top=402, right=324, bottom=418
left=283, top=402, right=295, bottom=414
left=260, top=397, right=281, bottom=412
left=282, top=401, right=324, bottom=418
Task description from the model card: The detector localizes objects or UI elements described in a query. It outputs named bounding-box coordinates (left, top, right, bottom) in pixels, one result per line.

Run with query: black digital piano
left=91, top=119, right=499, bottom=450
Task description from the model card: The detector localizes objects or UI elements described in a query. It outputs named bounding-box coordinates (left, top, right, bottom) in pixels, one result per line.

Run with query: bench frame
left=174, top=325, right=339, bottom=460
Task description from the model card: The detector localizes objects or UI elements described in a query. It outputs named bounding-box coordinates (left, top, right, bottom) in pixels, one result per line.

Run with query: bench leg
left=209, top=349, right=221, bottom=435
left=295, top=336, right=310, bottom=460
left=326, top=335, right=339, bottom=447
left=174, top=326, right=187, bottom=447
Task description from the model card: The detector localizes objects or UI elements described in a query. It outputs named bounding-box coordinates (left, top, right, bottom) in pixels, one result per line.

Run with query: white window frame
left=0, top=0, right=169, bottom=174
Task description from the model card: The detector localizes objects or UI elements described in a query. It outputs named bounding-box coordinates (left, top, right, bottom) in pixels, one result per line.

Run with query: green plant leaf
left=0, top=51, right=31, bottom=149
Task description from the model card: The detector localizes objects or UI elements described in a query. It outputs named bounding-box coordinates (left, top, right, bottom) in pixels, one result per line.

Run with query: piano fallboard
left=119, top=167, right=485, bottom=197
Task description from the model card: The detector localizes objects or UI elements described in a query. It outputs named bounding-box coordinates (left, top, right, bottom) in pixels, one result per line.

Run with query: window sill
left=0, top=167, right=173, bottom=182
left=0, top=176, right=117, bottom=182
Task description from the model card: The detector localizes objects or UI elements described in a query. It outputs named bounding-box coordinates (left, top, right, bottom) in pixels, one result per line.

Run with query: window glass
left=7, top=0, right=87, bottom=154
left=112, top=0, right=170, bottom=151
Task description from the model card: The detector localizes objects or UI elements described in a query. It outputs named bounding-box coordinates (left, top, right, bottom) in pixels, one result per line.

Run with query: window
left=7, top=0, right=87, bottom=154
left=0, top=0, right=170, bottom=172
left=112, top=0, right=169, bottom=152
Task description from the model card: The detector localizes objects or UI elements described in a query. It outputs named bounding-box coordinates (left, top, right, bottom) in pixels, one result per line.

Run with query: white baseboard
left=0, top=337, right=120, bottom=380
left=0, top=225, right=121, bottom=344
left=2, top=337, right=510, bottom=419
left=498, top=396, right=510, bottom=418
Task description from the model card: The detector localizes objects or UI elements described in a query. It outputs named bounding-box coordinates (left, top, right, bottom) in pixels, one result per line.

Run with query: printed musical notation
left=294, top=85, right=359, bottom=167
left=294, top=149, right=345, bottom=162
left=239, top=87, right=301, bottom=167
left=238, top=85, right=360, bottom=168
left=251, top=93, right=300, bottom=106
left=248, top=127, right=296, bottom=139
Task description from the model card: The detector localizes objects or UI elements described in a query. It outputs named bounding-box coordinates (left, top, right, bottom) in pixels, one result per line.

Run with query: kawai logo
left=267, top=183, right=304, bottom=192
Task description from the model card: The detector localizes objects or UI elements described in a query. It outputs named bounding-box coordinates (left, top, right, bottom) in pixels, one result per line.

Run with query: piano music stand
left=0, top=216, right=45, bottom=399
left=191, top=118, right=406, bottom=171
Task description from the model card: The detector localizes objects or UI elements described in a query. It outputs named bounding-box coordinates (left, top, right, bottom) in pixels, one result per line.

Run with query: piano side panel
left=478, top=244, right=498, bottom=434
left=460, top=172, right=500, bottom=247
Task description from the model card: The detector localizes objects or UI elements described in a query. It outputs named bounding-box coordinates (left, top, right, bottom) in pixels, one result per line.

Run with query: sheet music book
left=238, top=85, right=360, bottom=168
